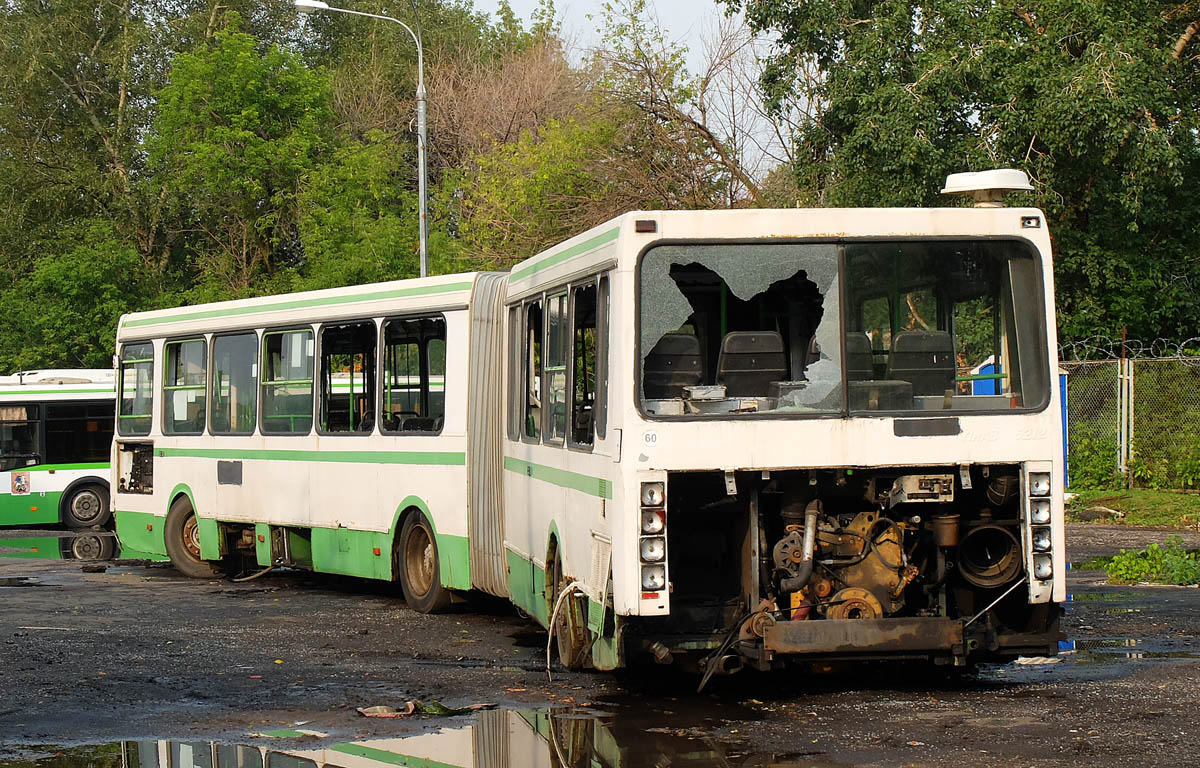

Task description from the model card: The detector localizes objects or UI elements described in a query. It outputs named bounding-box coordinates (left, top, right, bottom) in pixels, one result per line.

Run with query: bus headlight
left=1033, top=554, right=1053, bottom=580
left=1028, top=472, right=1051, bottom=497
left=641, top=509, right=665, bottom=534
left=640, top=482, right=665, bottom=507
left=641, top=565, right=666, bottom=590
left=1030, top=499, right=1051, bottom=525
left=1032, top=527, right=1052, bottom=552
left=640, top=537, right=666, bottom=562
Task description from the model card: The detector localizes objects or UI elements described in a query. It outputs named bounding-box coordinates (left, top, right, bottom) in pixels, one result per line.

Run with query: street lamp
left=295, top=0, right=429, bottom=278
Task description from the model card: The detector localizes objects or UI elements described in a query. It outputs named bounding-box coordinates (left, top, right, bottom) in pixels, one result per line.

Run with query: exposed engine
left=640, top=464, right=1060, bottom=671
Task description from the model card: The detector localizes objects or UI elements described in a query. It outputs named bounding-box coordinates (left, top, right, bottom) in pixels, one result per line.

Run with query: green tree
left=149, top=16, right=332, bottom=300
left=0, top=222, right=151, bottom=371
left=295, top=134, right=421, bottom=289
left=724, top=0, right=1200, bottom=341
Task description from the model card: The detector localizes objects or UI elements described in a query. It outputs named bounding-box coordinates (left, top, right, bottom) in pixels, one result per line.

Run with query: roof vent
left=941, top=169, right=1033, bottom=208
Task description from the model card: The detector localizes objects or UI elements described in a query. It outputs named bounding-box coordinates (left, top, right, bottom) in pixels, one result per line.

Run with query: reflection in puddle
left=1059, top=637, right=1200, bottom=663
left=0, top=708, right=839, bottom=768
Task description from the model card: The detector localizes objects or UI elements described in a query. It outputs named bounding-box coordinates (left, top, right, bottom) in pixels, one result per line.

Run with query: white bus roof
left=117, top=272, right=492, bottom=341
left=0, top=369, right=116, bottom=402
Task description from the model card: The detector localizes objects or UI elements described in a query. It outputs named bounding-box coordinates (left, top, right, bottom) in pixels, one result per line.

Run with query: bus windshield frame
left=635, top=238, right=1051, bottom=420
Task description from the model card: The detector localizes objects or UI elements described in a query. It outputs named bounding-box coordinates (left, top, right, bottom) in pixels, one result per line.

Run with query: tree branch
left=1172, top=21, right=1199, bottom=59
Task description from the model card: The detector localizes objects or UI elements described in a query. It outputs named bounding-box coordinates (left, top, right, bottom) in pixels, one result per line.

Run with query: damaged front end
left=628, top=465, right=1063, bottom=674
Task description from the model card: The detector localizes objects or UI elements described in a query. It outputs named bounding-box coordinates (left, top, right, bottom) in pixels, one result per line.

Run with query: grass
left=1066, top=489, right=1200, bottom=529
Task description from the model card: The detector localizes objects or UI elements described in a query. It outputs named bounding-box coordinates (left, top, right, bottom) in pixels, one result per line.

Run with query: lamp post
left=295, top=0, right=429, bottom=278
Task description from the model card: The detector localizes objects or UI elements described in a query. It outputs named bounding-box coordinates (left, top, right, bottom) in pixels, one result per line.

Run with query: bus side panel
left=113, top=510, right=168, bottom=556
left=0, top=476, right=61, bottom=525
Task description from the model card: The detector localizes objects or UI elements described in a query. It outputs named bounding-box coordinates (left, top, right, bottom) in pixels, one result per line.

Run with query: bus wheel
left=70, top=533, right=115, bottom=561
left=550, top=551, right=591, bottom=670
left=164, top=497, right=221, bottom=579
left=398, top=512, right=451, bottom=613
left=63, top=485, right=110, bottom=528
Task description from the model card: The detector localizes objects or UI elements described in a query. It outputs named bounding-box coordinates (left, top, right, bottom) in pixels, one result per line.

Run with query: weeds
left=1104, top=537, right=1200, bottom=585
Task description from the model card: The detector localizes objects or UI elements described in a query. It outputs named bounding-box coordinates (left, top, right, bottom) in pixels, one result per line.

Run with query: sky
left=470, top=0, right=726, bottom=72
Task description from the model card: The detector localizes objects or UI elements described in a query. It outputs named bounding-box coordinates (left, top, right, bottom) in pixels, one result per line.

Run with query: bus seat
left=644, top=333, right=702, bottom=399
left=400, top=416, right=439, bottom=432
left=886, top=330, right=955, bottom=395
left=716, top=331, right=787, bottom=397
left=844, top=332, right=874, bottom=381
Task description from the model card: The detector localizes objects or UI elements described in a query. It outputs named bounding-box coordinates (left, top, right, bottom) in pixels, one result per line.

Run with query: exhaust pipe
left=714, top=654, right=744, bottom=675
left=780, top=500, right=821, bottom=593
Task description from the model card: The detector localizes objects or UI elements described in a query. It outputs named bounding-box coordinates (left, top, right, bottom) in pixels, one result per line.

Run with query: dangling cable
left=546, top=579, right=583, bottom=682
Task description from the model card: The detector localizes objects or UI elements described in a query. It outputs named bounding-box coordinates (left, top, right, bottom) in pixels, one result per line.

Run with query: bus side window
left=382, top=315, right=446, bottom=434
left=118, top=342, right=154, bottom=436
left=45, top=402, right=113, bottom=464
left=545, top=292, right=569, bottom=444
left=319, top=322, right=377, bottom=434
left=261, top=329, right=314, bottom=435
left=524, top=300, right=543, bottom=441
left=596, top=275, right=609, bottom=439
left=507, top=305, right=520, bottom=441
left=0, top=404, right=41, bottom=471
left=163, top=339, right=207, bottom=435
left=569, top=281, right=598, bottom=448
left=211, top=332, right=258, bottom=435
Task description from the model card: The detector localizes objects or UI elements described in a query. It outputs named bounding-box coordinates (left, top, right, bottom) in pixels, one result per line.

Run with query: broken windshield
left=638, top=243, right=844, bottom=416
left=637, top=240, right=1049, bottom=418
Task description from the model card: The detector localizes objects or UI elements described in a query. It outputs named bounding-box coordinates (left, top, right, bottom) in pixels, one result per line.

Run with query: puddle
left=0, top=707, right=839, bottom=768
left=1060, top=637, right=1200, bottom=664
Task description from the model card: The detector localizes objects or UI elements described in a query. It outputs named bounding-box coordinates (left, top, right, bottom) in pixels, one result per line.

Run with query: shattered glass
left=639, top=244, right=843, bottom=416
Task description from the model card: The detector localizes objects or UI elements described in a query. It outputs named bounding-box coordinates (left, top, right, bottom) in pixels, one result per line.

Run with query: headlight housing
left=1033, top=554, right=1053, bottom=580
left=1031, top=527, right=1052, bottom=552
left=640, top=482, right=665, bottom=507
left=641, top=565, right=666, bottom=590
left=640, top=536, right=666, bottom=562
left=1028, top=472, right=1051, bottom=497
left=1030, top=499, right=1052, bottom=525
left=640, top=508, right=664, bottom=534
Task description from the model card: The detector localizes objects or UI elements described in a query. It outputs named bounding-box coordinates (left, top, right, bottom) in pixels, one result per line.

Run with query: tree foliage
left=725, top=0, right=1200, bottom=339
left=150, top=17, right=332, bottom=300
left=3, top=0, right=1195, bottom=371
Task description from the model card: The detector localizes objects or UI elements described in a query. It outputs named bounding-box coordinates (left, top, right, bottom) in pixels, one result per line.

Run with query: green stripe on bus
left=502, top=457, right=613, bottom=499
left=16, top=462, right=109, bottom=472
left=124, top=281, right=475, bottom=328
left=332, top=743, right=467, bottom=768
left=158, top=447, right=466, bottom=466
left=0, top=388, right=114, bottom=396
left=508, top=228, right=618, bottom=283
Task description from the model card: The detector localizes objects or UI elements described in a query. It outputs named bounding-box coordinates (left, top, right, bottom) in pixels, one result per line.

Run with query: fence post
left=1116, top=357, right=1135, bottom=487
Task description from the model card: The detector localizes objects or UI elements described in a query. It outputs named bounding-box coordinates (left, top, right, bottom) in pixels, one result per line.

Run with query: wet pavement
left=2, top=523, right=1200, bottom=767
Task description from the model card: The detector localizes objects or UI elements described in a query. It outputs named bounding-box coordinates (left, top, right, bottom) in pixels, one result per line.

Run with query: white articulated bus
left=1, top=370, right=116, bottom=540
left=115, top=170, right=1065, bottom=673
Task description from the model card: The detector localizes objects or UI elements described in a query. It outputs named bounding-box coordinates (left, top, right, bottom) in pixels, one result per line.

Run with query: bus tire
left=63, top=484, right=111, bottom=528
left=70, top=533, right=115, bottom=561
left=398, top=512, right=451, bottom=613
left=164, top=496, right=221, bottom=579
left=550, top=549, right=591, bottom=670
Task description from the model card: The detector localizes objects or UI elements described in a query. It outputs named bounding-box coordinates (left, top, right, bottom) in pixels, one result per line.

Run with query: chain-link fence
left=1062, top=339, right=1200, bottom=490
